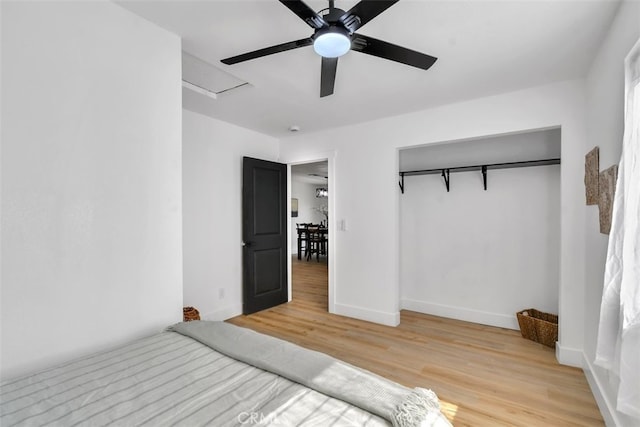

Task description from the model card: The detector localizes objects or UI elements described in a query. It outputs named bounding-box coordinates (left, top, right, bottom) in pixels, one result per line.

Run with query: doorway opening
left=290, top=161, right=329, bottom=312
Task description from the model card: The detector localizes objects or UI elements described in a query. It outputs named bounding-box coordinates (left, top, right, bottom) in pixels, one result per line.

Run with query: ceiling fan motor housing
left=322, top=6, right=347, bottom=23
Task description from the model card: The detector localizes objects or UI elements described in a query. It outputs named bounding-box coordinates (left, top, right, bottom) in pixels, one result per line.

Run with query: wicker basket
left=516, top=308, right=558, bottom=348
left=183, top=306, right=200, bottom=322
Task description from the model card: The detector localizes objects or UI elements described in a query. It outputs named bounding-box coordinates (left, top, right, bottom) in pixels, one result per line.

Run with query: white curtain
left=595, top=37, right=640, bottom=420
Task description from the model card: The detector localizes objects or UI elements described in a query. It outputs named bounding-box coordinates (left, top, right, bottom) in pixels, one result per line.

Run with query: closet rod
left=398, top=158, right=560, bottom=193
left=400, top=158, right=560, bottom=177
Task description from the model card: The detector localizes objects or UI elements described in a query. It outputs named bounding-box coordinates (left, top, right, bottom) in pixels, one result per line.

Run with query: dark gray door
left=242, top=157, right=288, bottom=314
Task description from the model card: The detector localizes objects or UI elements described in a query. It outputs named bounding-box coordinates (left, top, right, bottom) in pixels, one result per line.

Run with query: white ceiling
left=117, top=0, right=620, bottom=139
left=292, top=161, right=329, bottom=184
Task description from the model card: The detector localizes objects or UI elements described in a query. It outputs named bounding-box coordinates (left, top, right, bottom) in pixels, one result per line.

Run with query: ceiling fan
left=220, top=0, right=437, bottom=97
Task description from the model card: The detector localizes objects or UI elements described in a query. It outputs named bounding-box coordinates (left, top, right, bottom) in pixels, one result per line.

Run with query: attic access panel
left=182, top=52, right=249, bottom=98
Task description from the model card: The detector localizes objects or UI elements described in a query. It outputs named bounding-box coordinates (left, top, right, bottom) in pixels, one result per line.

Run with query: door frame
left=284, top=151, right=336, bottom=314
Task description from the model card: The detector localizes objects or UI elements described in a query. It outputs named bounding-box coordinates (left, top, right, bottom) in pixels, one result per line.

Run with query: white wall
left=290, top=179, right=327, bottom=253
left=279, top=79, right=587, bottom=362
left=182, top=109, right=279, bottom=321
left=582, top=1, right=640, bottom=425
left=0, top=1, right=183, bottom=379
left=401, top=161, right=560, bottom=330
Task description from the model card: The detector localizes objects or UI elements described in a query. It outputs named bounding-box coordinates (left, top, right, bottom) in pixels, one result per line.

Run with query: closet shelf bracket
left=482, top=165, right=487, bottom=191
left=441, top=169, right=450, bottom=192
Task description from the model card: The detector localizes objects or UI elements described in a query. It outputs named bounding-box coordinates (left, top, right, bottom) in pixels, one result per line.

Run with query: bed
left=1, top=321, right=451, bottom=426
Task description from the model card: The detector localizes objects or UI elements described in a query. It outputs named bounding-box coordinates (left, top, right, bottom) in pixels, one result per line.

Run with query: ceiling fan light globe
left=313, top=31, right=351, bottom=58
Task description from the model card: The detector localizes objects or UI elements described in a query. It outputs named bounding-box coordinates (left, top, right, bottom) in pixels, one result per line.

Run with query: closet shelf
left=398, top=158, right=561, bottom=193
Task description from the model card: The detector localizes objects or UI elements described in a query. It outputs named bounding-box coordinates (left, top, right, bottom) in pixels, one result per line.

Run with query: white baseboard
left=201, top=304, right=242, bottom=321
left=554, top=343, right=582, bottom=367
left=582, top=353, right=620, bottom=427
left=333, top=303, right=400, bottom=327
left=400, top=298, right=519, bottom=330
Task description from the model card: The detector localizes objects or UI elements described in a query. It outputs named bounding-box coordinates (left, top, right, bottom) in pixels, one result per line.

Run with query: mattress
left=1, top=322, right=449, bottom=426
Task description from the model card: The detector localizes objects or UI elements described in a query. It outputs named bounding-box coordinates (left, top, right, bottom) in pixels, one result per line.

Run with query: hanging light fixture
left=313, top=27, right=351, bottom=58
left=316, top=187, right=328, bottom=198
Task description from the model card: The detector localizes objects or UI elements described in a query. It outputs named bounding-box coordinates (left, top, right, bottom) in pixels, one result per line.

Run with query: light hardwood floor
left=228, top=256, right=603, bottom=426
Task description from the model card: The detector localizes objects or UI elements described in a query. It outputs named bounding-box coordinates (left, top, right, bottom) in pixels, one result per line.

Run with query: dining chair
left=296, top=223, right=310, bottom=260
left=306, top=225, right=327, bottom=262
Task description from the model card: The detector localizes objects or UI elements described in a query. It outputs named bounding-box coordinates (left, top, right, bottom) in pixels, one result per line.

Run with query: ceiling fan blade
left=320, top=57, right=338, bottom=97
left=340, top=0, right=399, bottom=32
left=221, top=38, right=313, bottom=65
left=279, top=0, right=328, bottom=29
left=351, top=34, right=437, bottom=70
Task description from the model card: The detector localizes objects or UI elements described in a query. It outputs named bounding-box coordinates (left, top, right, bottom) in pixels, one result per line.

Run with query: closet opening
left=398, top=128, right=561, bottom=330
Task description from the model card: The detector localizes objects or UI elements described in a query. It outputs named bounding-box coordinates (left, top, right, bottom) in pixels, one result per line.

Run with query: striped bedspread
left=0, top=329, right=389, bottom=426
